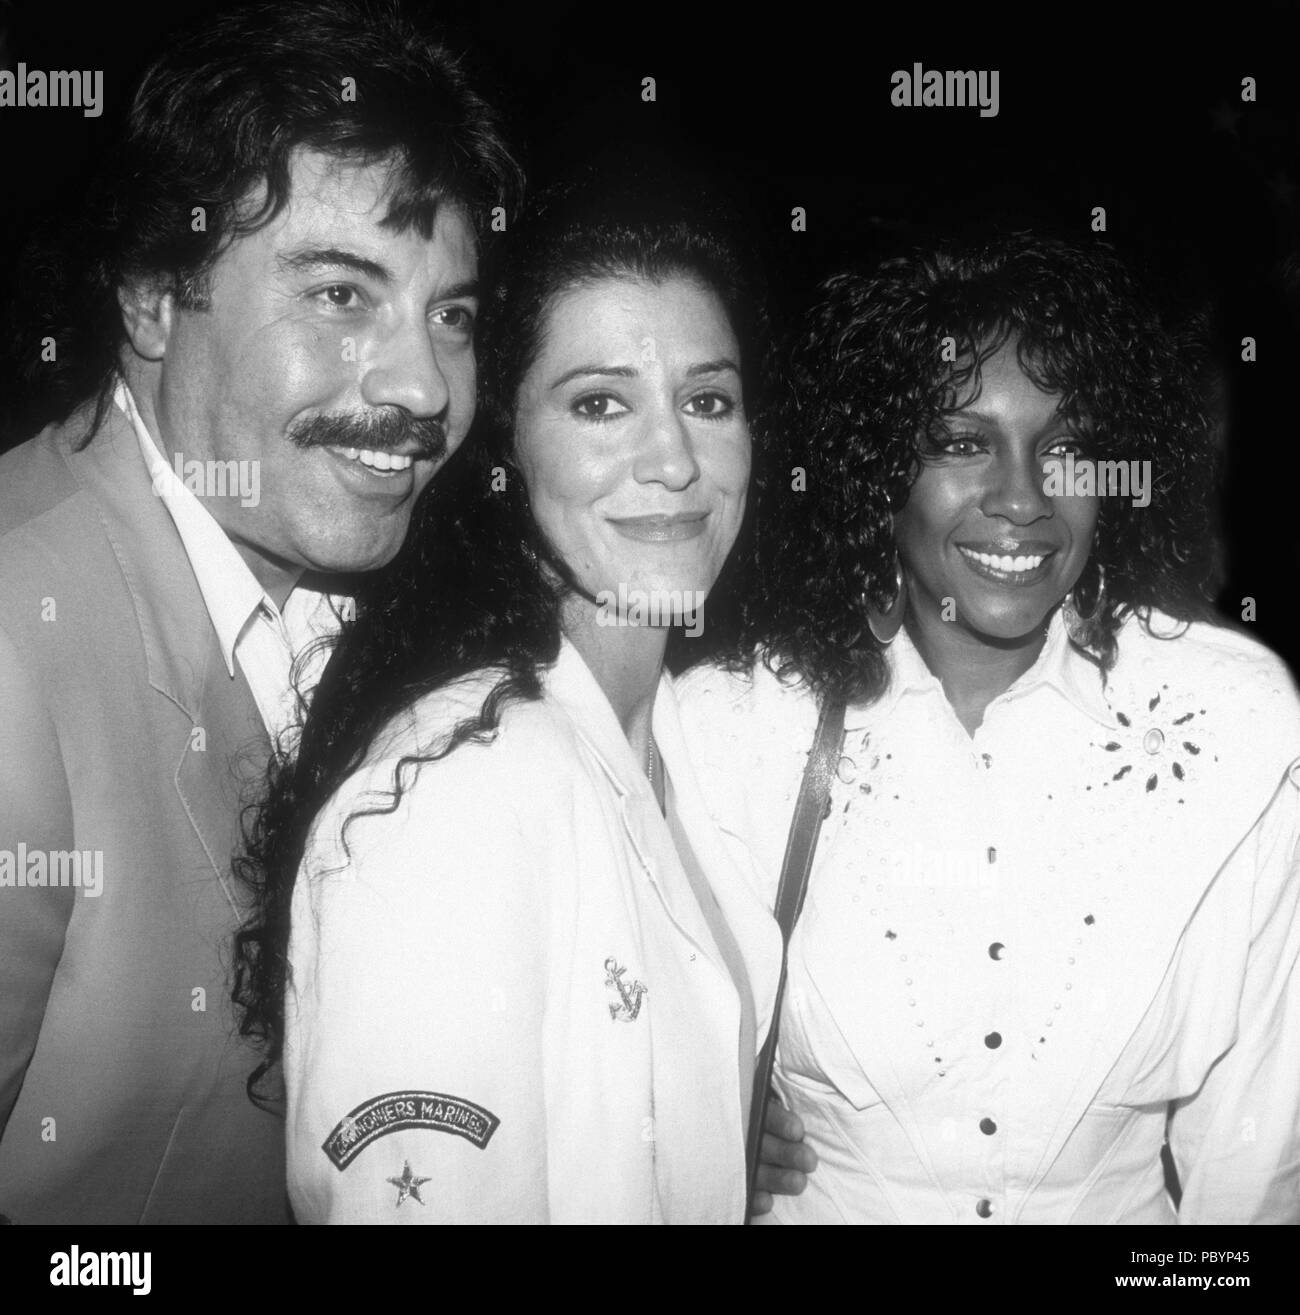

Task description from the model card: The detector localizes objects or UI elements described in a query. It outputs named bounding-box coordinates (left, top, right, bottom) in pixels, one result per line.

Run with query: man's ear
left=117, top=278, right=177, bottom=361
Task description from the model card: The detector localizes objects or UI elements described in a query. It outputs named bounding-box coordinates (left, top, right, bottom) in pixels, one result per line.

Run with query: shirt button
left=979, top=1117, right=997, bottom=1135
left=984, top=1031, right=1002, bottom=1049
left=988, top=942, right=1005, bottom=960
left=976, top=1198, right=994, bottom=1218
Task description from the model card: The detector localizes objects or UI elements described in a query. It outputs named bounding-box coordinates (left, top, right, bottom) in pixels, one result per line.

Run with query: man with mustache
left=0, top=0, right=520, bottom=1223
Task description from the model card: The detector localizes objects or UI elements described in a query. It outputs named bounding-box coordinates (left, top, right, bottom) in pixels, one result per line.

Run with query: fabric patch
left=322, top=1090, right=501, bottom=1170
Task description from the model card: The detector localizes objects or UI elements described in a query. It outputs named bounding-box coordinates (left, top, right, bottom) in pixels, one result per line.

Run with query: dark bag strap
left=743, top=695, right=846, bottom=1220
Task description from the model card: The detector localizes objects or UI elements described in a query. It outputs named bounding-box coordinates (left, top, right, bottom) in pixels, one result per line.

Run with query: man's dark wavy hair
left=19, top=0, right=522, bottom=443
left=231, top=172, right=769, bottom=1100
left=715, top=233, right=1222, bottom=705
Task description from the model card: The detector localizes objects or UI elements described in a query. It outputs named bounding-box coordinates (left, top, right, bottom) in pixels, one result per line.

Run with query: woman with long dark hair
left=232, top=179, right=783, bottom=1223
left=680, top=234, right=1300, bottom=1223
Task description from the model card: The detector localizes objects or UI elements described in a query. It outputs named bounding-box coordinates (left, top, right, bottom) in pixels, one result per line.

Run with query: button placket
left=972, top=735, right=1011, bottom=1214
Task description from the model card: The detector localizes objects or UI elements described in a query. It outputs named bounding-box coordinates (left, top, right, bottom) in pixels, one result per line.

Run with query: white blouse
left=285, top=637, right=780, bottom=1224
left=678, top=611, right=1300, bottom=1224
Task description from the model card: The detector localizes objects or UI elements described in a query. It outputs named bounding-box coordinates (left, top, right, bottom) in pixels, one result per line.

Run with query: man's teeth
left=338, top=447, right=414, bottom=472
left=960, top=548, right=1047, bottom=573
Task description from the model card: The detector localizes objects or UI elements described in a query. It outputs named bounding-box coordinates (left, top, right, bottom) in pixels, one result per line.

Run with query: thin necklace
left=647, top=736, right=666, bottom=814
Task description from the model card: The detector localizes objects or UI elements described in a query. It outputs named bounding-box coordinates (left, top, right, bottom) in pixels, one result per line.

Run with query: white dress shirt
left=284, top=637, right=782, bottom=1223
left=678, top=611, right=1300, bottom=1224
left=116, top=380, right=343, bottom=746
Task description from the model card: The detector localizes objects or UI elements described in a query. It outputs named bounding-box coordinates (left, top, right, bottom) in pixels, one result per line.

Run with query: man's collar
left=115, top=378, right=272, bottom=677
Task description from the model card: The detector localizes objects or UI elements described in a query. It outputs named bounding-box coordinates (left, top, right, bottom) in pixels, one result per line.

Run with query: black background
left=0, top=1221, right=1279, bottom=1294
left=2, top=0, right=1298, bottom=666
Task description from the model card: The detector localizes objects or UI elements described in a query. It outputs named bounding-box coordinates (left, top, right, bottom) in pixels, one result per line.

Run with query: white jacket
left=285, top=638, right=781, bottom=1223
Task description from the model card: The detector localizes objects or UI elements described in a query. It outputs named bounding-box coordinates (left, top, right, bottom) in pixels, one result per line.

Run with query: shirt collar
left=1002, top=608, right=1118, bottom=728
left=116, top=378, right=278, bottom=677
left=849, top=608, right=1117, bottom=730
left=542, top=634, right=675, bottom=804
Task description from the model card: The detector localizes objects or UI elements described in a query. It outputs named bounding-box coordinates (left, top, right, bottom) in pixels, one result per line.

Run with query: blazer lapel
left=174, top=666, right=271, bottom=916
left=60, top=402, right=270, bottom=909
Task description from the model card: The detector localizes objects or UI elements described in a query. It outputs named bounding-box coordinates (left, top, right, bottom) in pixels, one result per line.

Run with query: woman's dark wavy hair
left=720, top=232, right=1222, bottom=705
left=16, top=0, right=522, bottom=443
left=231, top=171, right=768, bottom=1101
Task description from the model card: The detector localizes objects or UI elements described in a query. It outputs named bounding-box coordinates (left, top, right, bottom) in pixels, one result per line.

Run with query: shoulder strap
left=744, top=695, right=846, bottom=1219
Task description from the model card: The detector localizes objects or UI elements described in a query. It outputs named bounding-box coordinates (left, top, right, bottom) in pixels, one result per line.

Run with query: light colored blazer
left=0, top=402, right=289, bottom=1223
left=285, top=638, right=782, bottom=1223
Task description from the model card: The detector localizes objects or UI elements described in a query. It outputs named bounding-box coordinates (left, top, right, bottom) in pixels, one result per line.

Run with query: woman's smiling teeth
left=339, top=447, right=414, bottom=473
left=958, top=546, right=1048, bottom=574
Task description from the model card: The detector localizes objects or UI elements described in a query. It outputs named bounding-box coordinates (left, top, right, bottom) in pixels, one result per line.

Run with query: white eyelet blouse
left=677, top=611, right=1300, bottom=1224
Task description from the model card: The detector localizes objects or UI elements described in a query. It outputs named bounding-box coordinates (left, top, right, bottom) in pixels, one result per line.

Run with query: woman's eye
left=1045, top=435, right=1088, bottom=458
left=938, top=435, right=984, bottom=456
left=572, top=393, right=630, bottom=421
left=685, top=391, right=735, bottom=419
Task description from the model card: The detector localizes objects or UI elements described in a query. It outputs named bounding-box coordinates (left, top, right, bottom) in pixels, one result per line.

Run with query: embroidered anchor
left=604, top=956, right=648, bottom=1022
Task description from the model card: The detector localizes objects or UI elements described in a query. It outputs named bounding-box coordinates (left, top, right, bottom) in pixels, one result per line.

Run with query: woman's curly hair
left=230, top=172, right=768, bottom=1101
left=715, top=233, right=1223, bottom=705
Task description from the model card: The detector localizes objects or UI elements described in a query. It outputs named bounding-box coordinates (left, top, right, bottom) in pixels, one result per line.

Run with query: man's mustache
left=287, top=410, right=448, bottom=461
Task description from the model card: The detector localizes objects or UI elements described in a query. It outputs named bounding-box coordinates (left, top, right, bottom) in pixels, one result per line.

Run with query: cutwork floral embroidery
left=1091, top=684, right=1210, bottom=796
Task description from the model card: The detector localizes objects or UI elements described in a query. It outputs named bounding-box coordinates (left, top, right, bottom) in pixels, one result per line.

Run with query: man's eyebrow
left=550, top=364, right=637, bottom=391
left=436, top=279, right=480, bottom=302
left=276, top=247, right=395, bottom=283
left=687, top=358, right=740, bottom=377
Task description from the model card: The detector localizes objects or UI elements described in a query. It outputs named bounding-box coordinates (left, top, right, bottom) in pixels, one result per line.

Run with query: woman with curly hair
left=232, top=180, right=784, bottom=1223
left=679, top=234, right=1300, bottom=1224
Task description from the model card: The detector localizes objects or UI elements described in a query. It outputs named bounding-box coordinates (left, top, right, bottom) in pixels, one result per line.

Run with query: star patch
left=387, top=1160, right=431, bottom=1207
left=322, top=1090, right=501, bottom=1171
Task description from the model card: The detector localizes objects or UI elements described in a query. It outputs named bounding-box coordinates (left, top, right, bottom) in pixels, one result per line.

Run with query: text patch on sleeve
left=322, top=1090, right=501, bottom=1170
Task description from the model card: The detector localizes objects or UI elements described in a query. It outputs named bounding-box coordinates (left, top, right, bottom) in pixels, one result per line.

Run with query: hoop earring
left=1062, top=561, right=1106, bottom=649
left=865, top=557, right=907, bottom=645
